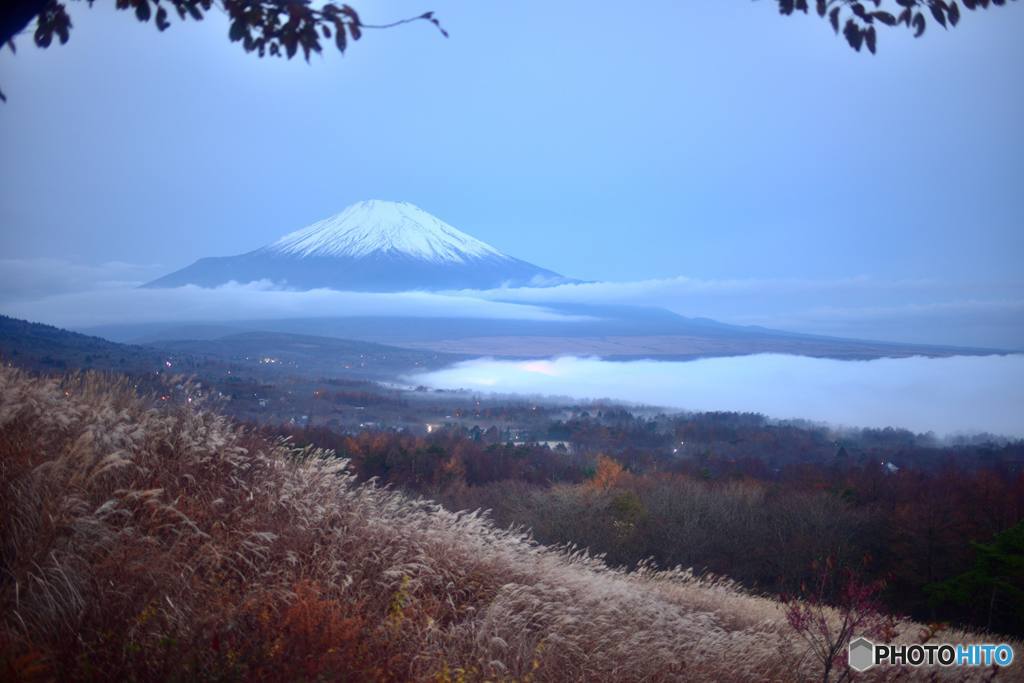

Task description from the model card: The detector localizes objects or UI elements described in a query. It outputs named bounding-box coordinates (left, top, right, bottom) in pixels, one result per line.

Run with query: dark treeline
left=270, top=412, right=1024, bottom=637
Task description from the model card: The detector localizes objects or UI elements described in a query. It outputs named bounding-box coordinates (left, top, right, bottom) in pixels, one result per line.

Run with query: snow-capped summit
left=144, top=201, right=571, bottom=292
left=269, top=200, right=506, bottom=264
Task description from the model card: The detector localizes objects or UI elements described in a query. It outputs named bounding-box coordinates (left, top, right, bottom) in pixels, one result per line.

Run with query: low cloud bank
left=0, top=257, right=1020, bottom=348
left=0, top=281, right=591, bottom=329
left=454, top=276, right=1024, bottom=349
left=0, top=258, right=166, bottom=302
left=410, top=354, right=1024, bottom=438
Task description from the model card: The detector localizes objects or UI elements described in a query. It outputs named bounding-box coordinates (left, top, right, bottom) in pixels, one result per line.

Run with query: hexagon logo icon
left=848, top=637, right=876, bottom=672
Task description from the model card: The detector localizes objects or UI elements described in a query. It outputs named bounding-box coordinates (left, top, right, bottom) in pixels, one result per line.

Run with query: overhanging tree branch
left=0, top=0, right=446, bottom=101
left=774, top=0, right=1019, bottom=53
left=0, top=0, right=446, bottom=61
left=1, top=0, right=1018, bottom=101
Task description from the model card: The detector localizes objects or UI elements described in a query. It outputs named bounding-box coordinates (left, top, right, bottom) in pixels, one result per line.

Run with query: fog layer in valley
left=0, top=281, right=590, bottom=328
left=411, top=353, right=1024, bottom=438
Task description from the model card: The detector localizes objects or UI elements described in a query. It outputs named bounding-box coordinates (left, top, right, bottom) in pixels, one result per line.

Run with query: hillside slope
left=0, top=366, right=1015, bottom=681
left=0, top=315, right=464, bottom=383
left=151, top=330, right=466, bottom=380
left=0, top=314, right=170, bottom=375
left=83, top=305, right=1003, bottom=362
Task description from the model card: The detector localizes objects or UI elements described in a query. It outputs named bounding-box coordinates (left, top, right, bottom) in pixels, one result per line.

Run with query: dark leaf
left=816, top=0, right=827, bottom=16
left=135, top=0, right=151, bottom=23
left=913, top=11, right=926, bottom=36
left=283, top=8, right=301, bottom=32
left=340, top=5, right=360, bottom=23
left=349, top=21, right=361, bottom=41
left=930, top=2, right=948, bottom=27
left=844, top=19, right=864, bottom=50
left=865, top=25, right=877, bottom=53
left=34, top=23, right=52, bottom=48
left=873, top=10, right=897, bottom=24
left=229, top=19, right=245, bottom=42
left=948, top=1, right=961, bottom=24
left=829, top=6, right=841, bottom=32
left=335, top=25, right=347, bottom=52
left=155, top=6, right=170, bottom=30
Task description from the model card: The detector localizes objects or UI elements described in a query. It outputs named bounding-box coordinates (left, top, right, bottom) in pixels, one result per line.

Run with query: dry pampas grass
left=0, top=365, right=1018, bottom=681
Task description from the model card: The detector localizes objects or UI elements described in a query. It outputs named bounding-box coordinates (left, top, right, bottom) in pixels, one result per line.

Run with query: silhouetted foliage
left=776, top=0, right=1018, bottom=53
left=0, top=0, right=446, bottom=100
left=2, top=0, right=1017, bottom=98
left=2, top=0, right=1018, bottom=100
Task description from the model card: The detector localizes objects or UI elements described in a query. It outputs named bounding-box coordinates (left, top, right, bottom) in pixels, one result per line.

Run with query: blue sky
left=0, top=1, right=1022, bottom=347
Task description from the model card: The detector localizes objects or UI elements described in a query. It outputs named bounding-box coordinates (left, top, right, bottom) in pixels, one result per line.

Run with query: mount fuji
left=144, top=200, right=572, bottom=291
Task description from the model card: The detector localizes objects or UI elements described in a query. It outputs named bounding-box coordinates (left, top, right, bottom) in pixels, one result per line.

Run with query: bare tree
left=784, top=557, right=893, bottom=682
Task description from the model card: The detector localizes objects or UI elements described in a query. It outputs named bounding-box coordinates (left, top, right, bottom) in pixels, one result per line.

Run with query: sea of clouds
left=2, top=258, right=1022, bottom=437
left=410, top=353, right=1024, bottom=438
left=1, top=258, right=1021, bottom=348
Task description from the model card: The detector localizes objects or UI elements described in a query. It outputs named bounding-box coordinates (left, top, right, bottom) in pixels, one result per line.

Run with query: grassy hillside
left=0, top=366, right=1016, bottom=681
left=0, top=315, right=171, bottom=375
left=0, top=315, right=462, bottom=383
